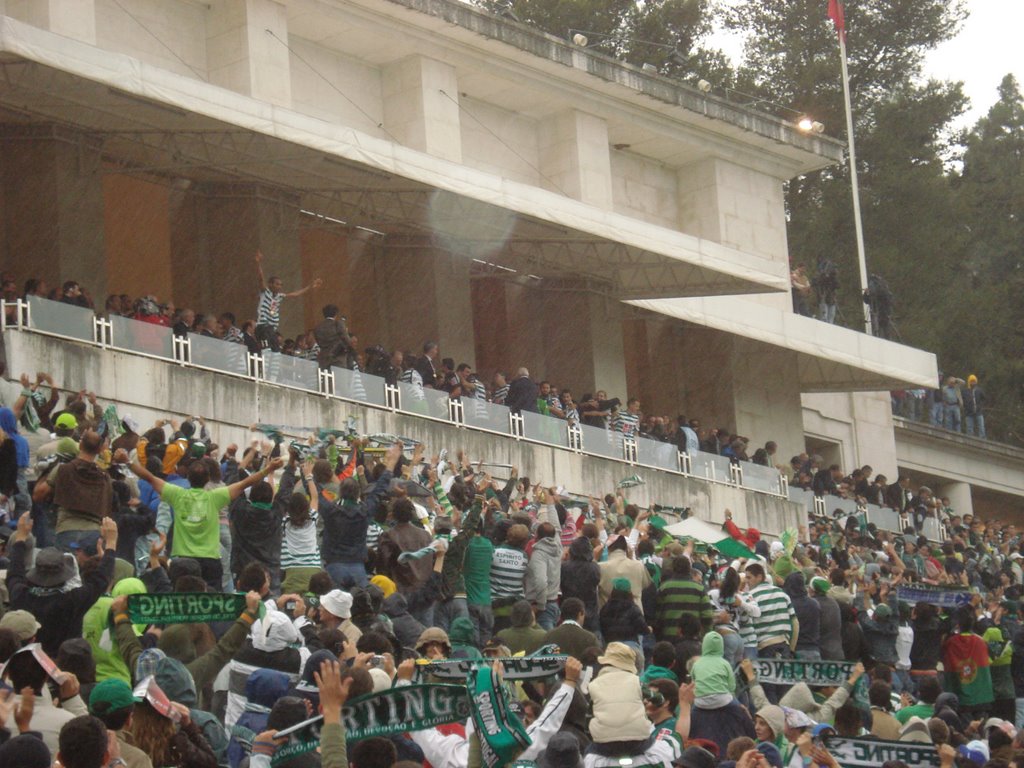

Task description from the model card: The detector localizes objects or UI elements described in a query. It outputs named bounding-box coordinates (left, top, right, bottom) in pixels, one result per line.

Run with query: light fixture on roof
left=571, top=32, right=588, bottom=46
left=697, top=79, right=712, bottom=93
left=797, top=117, right=825, bottom=134
left=642, top=63, right=657, bottom=73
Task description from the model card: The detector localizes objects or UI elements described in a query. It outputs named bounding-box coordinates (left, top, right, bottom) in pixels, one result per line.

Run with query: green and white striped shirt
left=747, top=582, right=795, bottom=649
left=490, top=545, right=528, bottom=599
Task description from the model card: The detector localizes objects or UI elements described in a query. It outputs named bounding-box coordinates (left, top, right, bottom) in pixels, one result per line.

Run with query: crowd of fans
left=0, top=352, right=1020, bottom=768
left=891, top=374, right=989, bottom=440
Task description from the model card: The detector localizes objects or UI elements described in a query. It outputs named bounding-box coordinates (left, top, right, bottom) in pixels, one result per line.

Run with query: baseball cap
left=0, top=610, right=41, bottom=642
left=54, top=413, right=78, bottom=430
left=89, top=678, right=141, bottom=716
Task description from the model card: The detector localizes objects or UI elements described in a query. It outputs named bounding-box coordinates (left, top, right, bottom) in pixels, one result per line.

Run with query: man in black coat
left=505, top=368, right=539, bottom=414
left=313, top=304, right=355, bottom=370
left=7, top=512, right=117, bottom=656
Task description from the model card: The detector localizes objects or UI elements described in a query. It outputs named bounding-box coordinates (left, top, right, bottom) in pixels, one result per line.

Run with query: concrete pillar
left=169, top=184, right=306, bottom=337
left=677, top=328, right=804, bottom=462
left=382, top=56, right=462, bottom=162
left=538, top=110, right=612, bottom=208
left=6, top=0, right=96, bottom=44
left=207, top=0, right=292, bottom=108
left=0, top=130, right=106, bottom=298
left=677, top=157, right=790, bottom=309
left=938, top=481, right=974, bottom=519
left=373, top=238, right=475, bottom=367
left=539, top=288, right=627, bottom=399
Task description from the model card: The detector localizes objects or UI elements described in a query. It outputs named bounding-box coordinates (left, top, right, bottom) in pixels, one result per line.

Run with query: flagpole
left=837, top=31, right=873, bottom=336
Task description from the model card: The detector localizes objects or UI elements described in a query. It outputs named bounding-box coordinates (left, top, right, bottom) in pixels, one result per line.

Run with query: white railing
left=2, top=297, right=790, bottom=497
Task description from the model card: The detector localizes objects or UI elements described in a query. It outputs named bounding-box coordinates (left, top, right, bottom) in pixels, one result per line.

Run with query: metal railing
left=2, top=297, right=790, bottom=497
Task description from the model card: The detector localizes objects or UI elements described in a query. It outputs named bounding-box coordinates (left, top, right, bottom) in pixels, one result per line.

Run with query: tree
left=943, top=75, right=1024, bottom=442
left=724, top=0, right=968, bottom=339
left=477, top=0, right=728, bottom=80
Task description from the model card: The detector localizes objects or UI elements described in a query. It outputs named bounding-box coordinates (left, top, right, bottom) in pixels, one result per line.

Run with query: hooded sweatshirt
left=561, top=537, right=601, bottom=622
left=226, top=668, right=291, bottom=768
left=382, top=592, right=426, bottom=649
left=82, top=577, right=148, bottom=683
left=449, top=616, right=483, bottom=660
left=155, top=657, right=229, bottom=764
left=783, top=573, right=820, bottom=652
left=692, top=631, right=736, bottom=702
left=525, top=535, right=562, bottom=606
left=984, top=626, right=1014, bottom=701
left=0, top=406, right=29, bottom=468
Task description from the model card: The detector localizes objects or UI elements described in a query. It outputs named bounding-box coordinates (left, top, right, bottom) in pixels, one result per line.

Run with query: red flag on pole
left=828, top=0, right=846, bottom=41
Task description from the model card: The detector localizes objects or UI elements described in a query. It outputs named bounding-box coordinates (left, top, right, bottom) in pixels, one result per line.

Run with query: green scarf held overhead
left=617, top=474, right=644, bottom=489
left=102, top=404, right=124, bottom=439
left=469, top=666, right=531, bottom=768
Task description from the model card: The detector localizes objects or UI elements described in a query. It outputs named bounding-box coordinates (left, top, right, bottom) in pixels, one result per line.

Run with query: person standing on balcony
left=253, top=251, right=322, bottom=352
left=313, top=304, right=355, bottom=371
left=941, top=375, right=966, bottom=433
left=415, top=341, right=441, bottom=388
left=614, top=398, right=641, bottom=439
left=963, top=374, right=987, bottom=439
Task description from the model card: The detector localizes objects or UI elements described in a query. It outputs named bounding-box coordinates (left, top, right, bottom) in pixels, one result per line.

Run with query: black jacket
left=599, top=596, right=648, bottom=645
left=783, top=573, right=821, bottom=652
left=560, top=539, right=601, bottom=622
left=321, top=471, right=391, bottom=565
left=8, top=542, right=114, bottom=656
left=313, top=316, right=353, bottom=370
left=505, top=376, right=538, bottom=414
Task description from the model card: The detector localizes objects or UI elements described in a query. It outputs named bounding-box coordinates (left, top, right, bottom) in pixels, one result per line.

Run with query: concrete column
left=169, top=184, right=306, bottom=336
left=382, top=56, right=462, bottom=162
left=6, top=0, right=96, bottom=44
left=207, top=0, right=292, bottom=108
left=538, top=110, right=612, bottom=208
left=677, top=157, right=790, bottom=310
left=0, top=131, right=106, bottom=298
left=537, top=289, right=626, bottom=398
left=938, top=481, right=974, bottom=519
left=373, top=238, right=475, bottom=367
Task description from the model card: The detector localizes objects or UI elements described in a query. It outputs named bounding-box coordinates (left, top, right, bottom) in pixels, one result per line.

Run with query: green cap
left=89, top=678, right=140, bottom=716
left=873, top=603, right=892, bottom=619
left=612, top=577, right=632, bottom=593
left=810, top=577, right=831, bottom=595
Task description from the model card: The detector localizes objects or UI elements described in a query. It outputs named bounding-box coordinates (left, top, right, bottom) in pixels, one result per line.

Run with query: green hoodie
left=691, top=631, right=736, bottom=698
left=984, top=626, right=1014, bottom=701
left=81, top=577, right=147, bottom=684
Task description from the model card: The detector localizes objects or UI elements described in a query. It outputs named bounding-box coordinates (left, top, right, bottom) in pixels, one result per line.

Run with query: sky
left=708, top=1, right=1024, bottom=131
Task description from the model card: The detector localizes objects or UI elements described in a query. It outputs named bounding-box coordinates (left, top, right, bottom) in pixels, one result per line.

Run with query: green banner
left=127, top=593, right=247, bottom=624
left=752, top=659, right=856, bottom=687
left=470, top=667, right=531, bottom=768
left=270, top=683, right=471, bottom=754
left=418, top=648, right=567, bottom=682
left=824, top=737, right=939, bottom=768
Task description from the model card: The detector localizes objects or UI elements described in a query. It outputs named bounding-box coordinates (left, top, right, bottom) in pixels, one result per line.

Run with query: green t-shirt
left=161, top=483, right=230, bottom=559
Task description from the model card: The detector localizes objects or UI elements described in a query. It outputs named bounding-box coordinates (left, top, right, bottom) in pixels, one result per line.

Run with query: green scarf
left=469, top=667, right=531, bottom=768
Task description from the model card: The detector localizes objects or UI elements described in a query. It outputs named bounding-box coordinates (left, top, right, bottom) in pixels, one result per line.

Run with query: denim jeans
left=55, top=529, right=102, bottom=554
left=795, top=649, right=821, bottom=661
left=721, top=631, right=744, bottom=666
left=929, top=402, right=944, bottom=426
left=536, top=601, right=559, bottom=631
left=819, top=301, right=836, bottom=324
left=434, top=597, right=469, bottom=633
left=469, top=603, right=495, bottom=646
left=1015, top=697, right=1024, bottom=730
left=966, top=414, right=986, bottom=439
left=944, top=404, right=962, bottom=432
left=326, top=561, right=369, bottom=590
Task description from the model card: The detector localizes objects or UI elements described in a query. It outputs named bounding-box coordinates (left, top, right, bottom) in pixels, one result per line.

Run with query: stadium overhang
left=628, top=296, right=939, bottom=392
left=0, top=16, right=789, bottom=300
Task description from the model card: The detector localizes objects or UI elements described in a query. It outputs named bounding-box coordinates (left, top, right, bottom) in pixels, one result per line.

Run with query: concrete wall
left=287, top=36, right=386, bottom=138
left=459, top=97, right=539, bottom=186
left=610, top=150, right=678, bottom=230
left=802, top=391, right=899, bottom=477
left=96, top=0, right=208, bottom=79
left=4, top=329, right=803, bottom=536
